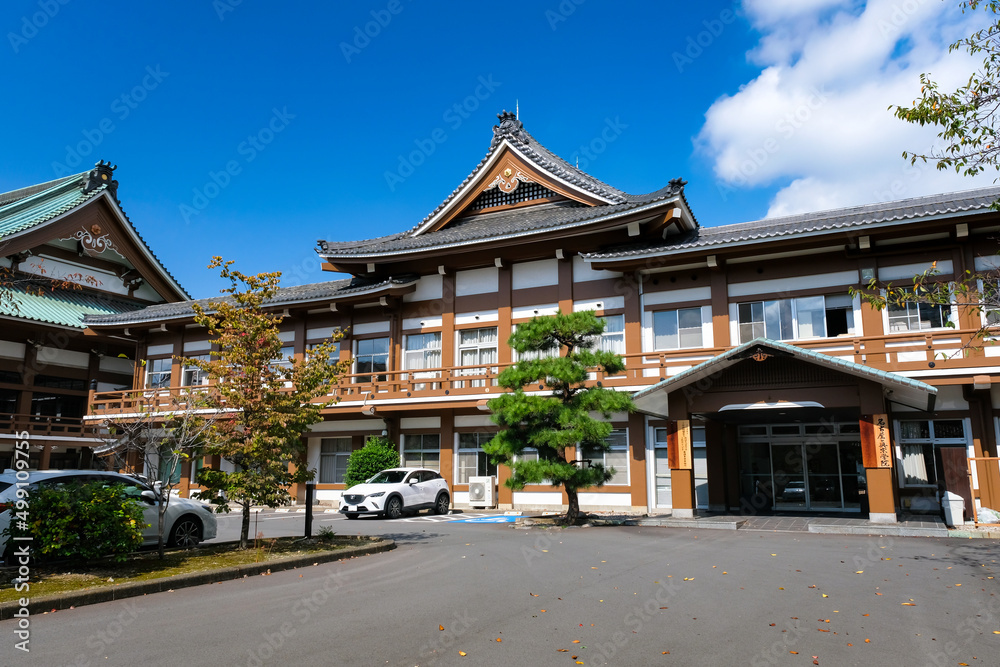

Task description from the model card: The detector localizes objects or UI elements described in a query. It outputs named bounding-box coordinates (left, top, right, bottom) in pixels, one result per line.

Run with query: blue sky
left=0, top=1, right=986, bottom=298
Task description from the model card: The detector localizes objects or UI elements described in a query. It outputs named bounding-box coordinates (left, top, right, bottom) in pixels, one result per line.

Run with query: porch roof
left=632, top=338, right=938, bottom=418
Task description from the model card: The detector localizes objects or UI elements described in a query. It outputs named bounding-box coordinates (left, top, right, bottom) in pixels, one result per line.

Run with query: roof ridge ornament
left=668, top=177, right=687, bottom=195
left=491, top=110, right=529, bottom=149
left=84, top=160, right=119, bottom=199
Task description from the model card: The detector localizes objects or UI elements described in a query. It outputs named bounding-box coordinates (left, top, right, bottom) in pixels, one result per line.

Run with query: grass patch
left=0, top=536, right=357, bottom=604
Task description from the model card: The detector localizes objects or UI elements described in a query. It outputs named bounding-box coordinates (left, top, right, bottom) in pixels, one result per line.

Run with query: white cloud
left=699, top=0, right=993, bottom=217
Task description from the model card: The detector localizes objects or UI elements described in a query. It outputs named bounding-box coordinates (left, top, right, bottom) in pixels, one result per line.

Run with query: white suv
left=339, top=468, right=450, bottom=520
left=0, top=469, right=218, bottom=560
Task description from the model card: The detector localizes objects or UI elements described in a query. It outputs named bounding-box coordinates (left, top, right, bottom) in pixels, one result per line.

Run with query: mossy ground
left=0, top=536, right=354, bottom=604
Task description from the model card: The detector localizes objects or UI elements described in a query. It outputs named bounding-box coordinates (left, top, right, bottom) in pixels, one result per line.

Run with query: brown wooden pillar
left=439, top=410, right=455, bottom=487
left=628, top=411, right=647, bottom=510
left=710, top=269, right=729, bottom=348
left=859, top=380, right=897, bottom=523
left=38, top=443, right=52, bottom=470
left=969, top=393, right=1000, bottom=511
left=668, top=392, right=696, bottom=517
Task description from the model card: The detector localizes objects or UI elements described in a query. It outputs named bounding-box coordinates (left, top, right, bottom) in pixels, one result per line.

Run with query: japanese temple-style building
left=0, top=162, right=188, bottom=471
left=74, top=111, right=1000, bottom=523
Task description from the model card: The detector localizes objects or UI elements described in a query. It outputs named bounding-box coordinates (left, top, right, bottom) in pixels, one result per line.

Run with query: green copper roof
left=0, top=173, right=98, bottom=237
left=0, top=286, right=142, bottom=329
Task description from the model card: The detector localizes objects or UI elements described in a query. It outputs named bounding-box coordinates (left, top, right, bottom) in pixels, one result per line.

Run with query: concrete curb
left=808, top=524, right=950, bottom=538
left=0, top=537, right=394, bottom=620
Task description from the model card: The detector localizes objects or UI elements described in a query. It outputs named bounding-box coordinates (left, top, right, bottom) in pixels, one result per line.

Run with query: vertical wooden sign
left=670, top=419, right=693, bottom=470
left=861, top=413, right=893, bottom=469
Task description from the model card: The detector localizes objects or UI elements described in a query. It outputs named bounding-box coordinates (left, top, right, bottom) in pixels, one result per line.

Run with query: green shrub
left=4, top=481, right=145, bottom=563
left=343, top=435, right=400, bottom=488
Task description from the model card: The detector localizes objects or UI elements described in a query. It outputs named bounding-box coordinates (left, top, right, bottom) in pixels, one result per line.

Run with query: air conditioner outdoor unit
left=468, top=476, right=497, bottom=509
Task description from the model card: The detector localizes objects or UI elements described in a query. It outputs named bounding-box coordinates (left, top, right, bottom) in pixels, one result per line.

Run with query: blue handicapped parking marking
left=451, top=516, right=518, bottom=524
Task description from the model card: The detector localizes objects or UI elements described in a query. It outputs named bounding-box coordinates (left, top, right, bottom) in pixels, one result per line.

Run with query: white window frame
left=455, top=432, right=498, bottom=483
left=581, top=429, right=629, bottom=486
left=456, top=327, right=498, bottom=387
left=182, top=355, right=210, bottom=387
left=319, top=437, right=352, bottom=485
left=736, top=296, right=831, bottom=343
left=146, top=358, right=172, bottom=389
left=511, top=323, right=560, bottom=361
left=597, top=314, right=626, bottom=354
left=651, top=307, right=704, bottom=350
left=883, top=286, right=957, bottom=334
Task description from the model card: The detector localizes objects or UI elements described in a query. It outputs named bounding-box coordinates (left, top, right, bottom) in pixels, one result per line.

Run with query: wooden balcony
left=1, top=413, right=102, bottom=439
left=86, top=328, right=996, bottom=417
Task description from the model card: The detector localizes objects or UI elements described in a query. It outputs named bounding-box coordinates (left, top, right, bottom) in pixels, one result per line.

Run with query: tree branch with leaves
left=892, top=1, right=1000, bottom=188
left=188, top=257, right=346, bottom=549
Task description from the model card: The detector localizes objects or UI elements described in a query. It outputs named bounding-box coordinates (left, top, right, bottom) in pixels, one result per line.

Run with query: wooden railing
left=1, top=413, right=102, bottom=438
left=87, top=328, right=994, bottom=416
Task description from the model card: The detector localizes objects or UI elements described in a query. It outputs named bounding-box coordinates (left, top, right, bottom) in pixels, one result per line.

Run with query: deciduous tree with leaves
left=484, top=311, right=634, bottom=525
left=878, top=2, right=1000, bottom=348
left=893, top=1, right=1000, bottom=183
left=189, top=258, right=346, bottom=549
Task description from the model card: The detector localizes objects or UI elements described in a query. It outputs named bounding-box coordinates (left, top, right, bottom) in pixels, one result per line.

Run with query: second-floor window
left=403, top=333, right=442, bottom=372
left=182, top=355, right=209, bottom=387
left=458, top=327, right=498, bottom=387
left=737, top=295, right=855, bottom=343
left=886, top=288, right=951, bottom=332
left=146, top=358, right=172, bottom=389
left=598, top=315, right=625, bottom=354
left=980, top=279, right=1000, bottom=325
left=653, top=307, right=703, bottom=350
left=355, top=337, right=389, bottom=382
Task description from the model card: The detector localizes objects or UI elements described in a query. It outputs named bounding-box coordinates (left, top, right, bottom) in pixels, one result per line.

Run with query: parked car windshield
left=367, top=470, right=408, bottom=484
left=0, top=482, right=12, bottom=494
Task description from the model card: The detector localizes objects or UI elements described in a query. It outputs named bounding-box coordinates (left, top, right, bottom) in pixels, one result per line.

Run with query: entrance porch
left=633, top=338, right=938, bottom=524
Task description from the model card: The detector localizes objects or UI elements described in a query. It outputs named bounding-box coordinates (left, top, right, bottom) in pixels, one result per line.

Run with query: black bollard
left=304, top=482, right=315, bottom=538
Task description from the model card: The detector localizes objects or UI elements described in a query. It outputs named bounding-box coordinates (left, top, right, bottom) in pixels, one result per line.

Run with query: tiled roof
left=319, top=192, right=684, bottom=259
left=83, top=275, right=417, bottom=326
left=0, top=172, right=98, bottom=237
left=633, top=338, right=938, bottom=416
left=0, top=285, right=144, bottom=329
left=584, top=185, right=1000, bottom=261
left=0, top=166, right=190, bottom=299
left=318, top=111, right=693, bottom=260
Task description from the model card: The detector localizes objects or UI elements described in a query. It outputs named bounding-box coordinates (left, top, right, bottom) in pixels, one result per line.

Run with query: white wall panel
left=573, top=296, right=625, bottom=312
left=573, top=255, right=622, bottom=282
left=456, top=267, right=498, bottom=296
left=400, top=416, right=441, bottom=429
left=879, top=261, right=952, bottom=282
left=512, top=303, right=559, bottom=319
left=354, top=320, right=390, bottom=335
left=512, top=259, right=559, bottom=290
left=402, top=316, right=443, bottom=330
left=402, top=274, right=444, bottom=302
left=455, top=310, right=499, bottom=325
left=728, top=270, right=859, bottom=298
left=644, top=286, right=712, bottom=305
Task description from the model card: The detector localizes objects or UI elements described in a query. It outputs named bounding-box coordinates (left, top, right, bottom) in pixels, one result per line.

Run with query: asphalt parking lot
left=6, top=514, right=999, bottom=667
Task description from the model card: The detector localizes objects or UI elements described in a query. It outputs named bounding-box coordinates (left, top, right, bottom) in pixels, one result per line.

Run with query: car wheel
left=433, top=493, right=450, bottom=515
left=384, top=496, right=403, bottom=520
left=344, top=513, right=359, bottom=520
left=169, top=516, right=202, bottom=547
